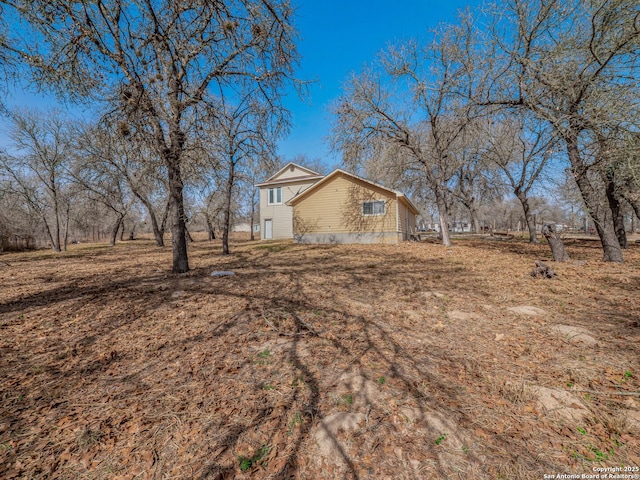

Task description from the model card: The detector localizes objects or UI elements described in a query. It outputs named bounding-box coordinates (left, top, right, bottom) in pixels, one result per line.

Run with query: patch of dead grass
left=1, top=235, right=639, bottom=478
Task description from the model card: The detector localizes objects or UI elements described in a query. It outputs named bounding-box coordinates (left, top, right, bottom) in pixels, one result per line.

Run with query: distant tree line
left=0, top=106, right=283, bottom=254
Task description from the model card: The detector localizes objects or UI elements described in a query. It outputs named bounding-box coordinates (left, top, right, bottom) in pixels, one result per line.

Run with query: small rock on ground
left=534, top=386, right=589, bottom=422
left=549, top=324, right=597, bottom=346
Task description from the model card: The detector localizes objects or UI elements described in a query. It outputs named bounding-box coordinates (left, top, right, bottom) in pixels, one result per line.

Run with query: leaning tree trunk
left=109, top=213, right=124, bottom=246
left=135, top=194, right=165, bottom=247
left=516, top=193, right=539, bottom=244
left=185, top=225, right=194, bottom=243
left=604, top=171, right=627, bottom=248
left=166, top=155, right=189, bottom=273
left=62, top=200, right=71, bottom=252
left=542, top=224, right=570, bottom=262
left=160, top=197, right=171, bottom=242
left=621, top=194, right=640, bottom=231
left=566, top=137, right=623, bottom=262
left=41, top=216, right=59, bottom=253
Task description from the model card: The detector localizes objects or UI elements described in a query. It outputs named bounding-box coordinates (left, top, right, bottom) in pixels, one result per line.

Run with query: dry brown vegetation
left=1, top=235, right=640, bottom=479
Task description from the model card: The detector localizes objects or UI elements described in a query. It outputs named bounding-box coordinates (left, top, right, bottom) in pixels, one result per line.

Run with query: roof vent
left=290, top=165, right=295, bottom=172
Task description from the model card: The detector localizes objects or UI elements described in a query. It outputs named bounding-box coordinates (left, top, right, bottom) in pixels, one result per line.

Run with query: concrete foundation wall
left=293, top=232, right=399, bottom=245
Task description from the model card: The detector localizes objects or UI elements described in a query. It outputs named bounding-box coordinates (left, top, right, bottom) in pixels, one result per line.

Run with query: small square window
left=268, top=187, right=282, bottom=205
left=362, top=200, right=385, bottom=216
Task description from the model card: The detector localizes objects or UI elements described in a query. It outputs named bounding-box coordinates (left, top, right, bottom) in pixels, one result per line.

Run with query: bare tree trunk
left=463, top=201, right=481, bottom=234
left=42, top=218, right=59, bottom=252
left=566, top=137, right=623, bottom=262
left=604, top=178, right=628, bottom=248
left=62, top=200, right=70, bottom=251
left=185, top=225, right=194, bottom=243
left=516, top=193, right=539, bottom=243
left=471, top=213, right=481, bottom=234
left=134, top=194, right=165, bottom=247
left=622, top=196, right=640, bottom=232
left=167, top=158, right=189, bottom=273
left=160, top=197, right=171, bottom=240
left=435, top=190, right=451, bottom=247
left=53, top=211, right=61, bottom=251
left=206, top=216, right=216, bottom=241
left=109, top=214, right=124, bottom=247
left=542, top=224, right=570, bottom=262
left=250, top=190, right=256, bottom=241
left=222, top=161, right=235, bottom=255
left=119, top=220, right=125, bottom=241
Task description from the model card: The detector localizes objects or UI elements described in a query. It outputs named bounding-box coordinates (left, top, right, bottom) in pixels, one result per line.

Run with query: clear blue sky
left=278, top=0, right=483, bottom=167
left=1, top=1, right=482, bottom=162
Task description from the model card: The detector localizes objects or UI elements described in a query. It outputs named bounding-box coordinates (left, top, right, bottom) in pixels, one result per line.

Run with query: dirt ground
left=1, top=234, right=639, bottom=479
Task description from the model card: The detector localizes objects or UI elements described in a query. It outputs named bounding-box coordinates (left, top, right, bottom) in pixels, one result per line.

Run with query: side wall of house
left=259, top=179, right=318, bottom=240
left=397, top=200, right=417, bottom=241
left=292, top=173, right=400, bottom=244
left=398, top=201, right=407, bottom=241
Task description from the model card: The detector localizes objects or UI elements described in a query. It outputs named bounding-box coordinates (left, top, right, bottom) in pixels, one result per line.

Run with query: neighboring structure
left=287, top=169, right=419, bottom=244
left=256, top=163, right=324, bottom=240
left=231, top=222, right=252, bottom=233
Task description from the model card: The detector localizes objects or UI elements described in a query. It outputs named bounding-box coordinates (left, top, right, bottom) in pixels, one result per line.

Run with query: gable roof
left=255, top=162, right=324, bottom=187
left=287, top=169, right=420, bottom=215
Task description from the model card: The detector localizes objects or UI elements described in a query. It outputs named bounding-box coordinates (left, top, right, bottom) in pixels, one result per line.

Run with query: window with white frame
left=362, top=200, right=385, bottom=216
left=268, top=187, right=282, bottom=205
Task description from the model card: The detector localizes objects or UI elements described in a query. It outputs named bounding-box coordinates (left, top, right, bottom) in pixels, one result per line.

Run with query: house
left=288, top=169, right=418, bottom=244
left=287, top=169, right=419, bottom=244
left=256, top=163, right=324, bottom=240
left=257, top=164, right=419, bottom=244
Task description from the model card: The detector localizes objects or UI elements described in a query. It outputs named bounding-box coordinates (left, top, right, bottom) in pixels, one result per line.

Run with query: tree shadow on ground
left=1, top=239, right=639, bottom=478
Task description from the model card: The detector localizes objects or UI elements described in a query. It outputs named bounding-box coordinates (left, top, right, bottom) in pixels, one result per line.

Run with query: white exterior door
left=264, top=219, right=273, bottom=239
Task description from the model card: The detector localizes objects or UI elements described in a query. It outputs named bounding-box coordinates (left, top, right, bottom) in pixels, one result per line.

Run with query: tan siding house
left=256, top=163, right=323, bottom=240
left=287, top=170, right=418, bottom=244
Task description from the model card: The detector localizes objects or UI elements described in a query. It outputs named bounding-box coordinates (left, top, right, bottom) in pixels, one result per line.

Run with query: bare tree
left=332, top=21, right=479, bottom=247
left=595, top=129, right=640, bottom=245
left=481, top=114, right=558, bottom=243
left=76, top=122, right=170, bottom=247
left=209, top=95, right=283, bottom=255
left=0, top=109, right=73, bottom=252
left=68, top=140, right=135, bottom=247
left=0, top=171, right=41, bottom=250
left=3, top=0, right=301, bottom=272
left=482, top=0, right=640, bottom=262
left=447, top=123, right=504, bottom=234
